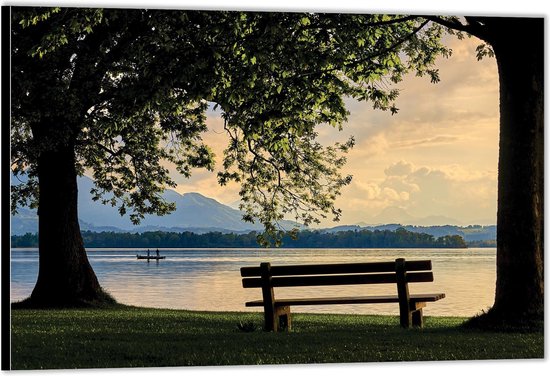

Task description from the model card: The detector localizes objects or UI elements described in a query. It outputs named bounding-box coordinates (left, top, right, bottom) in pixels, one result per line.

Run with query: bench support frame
left=248, top=258, right=441, bottom=332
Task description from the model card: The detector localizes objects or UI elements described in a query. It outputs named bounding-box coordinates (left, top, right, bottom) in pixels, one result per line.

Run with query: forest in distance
left=10, top=227, right=480, bottom=249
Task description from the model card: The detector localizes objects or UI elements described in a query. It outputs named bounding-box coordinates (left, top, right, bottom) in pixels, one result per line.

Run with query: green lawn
left=10, top=306, right=544, bottom=369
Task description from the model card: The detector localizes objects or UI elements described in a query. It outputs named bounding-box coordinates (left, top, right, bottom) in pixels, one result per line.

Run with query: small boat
left=136, top=255, right=166, bottom=260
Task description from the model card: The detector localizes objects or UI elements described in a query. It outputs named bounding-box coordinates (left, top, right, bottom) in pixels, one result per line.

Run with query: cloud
left=352, top=133, right=390, bottom=159
left=402, top=162, right=495, bottom=220
left=382, top=176, right=420, bottom=195
left=327, top=159, right=497, bottom=227
left=384, top=160, right=414, bottom=176
left=393, top=135, right=460, bottom=149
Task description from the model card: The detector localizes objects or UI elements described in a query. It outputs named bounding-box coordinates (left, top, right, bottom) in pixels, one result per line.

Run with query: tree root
left=463, top=306, right=543, bottom=332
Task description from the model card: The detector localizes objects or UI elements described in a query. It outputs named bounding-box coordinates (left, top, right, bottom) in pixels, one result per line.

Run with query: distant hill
left=11, top=175, right=301, bottom=235
left=321, top=223, right=496, bottom=243
left=368, top=206, right=464, bottom=226
left=10, top=175, right=496, bottom=244
left=10, top=206, right=38, bottom=235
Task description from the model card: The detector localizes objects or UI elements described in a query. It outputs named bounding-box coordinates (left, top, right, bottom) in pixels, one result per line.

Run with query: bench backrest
left=241, top=258, right=434, bottom=288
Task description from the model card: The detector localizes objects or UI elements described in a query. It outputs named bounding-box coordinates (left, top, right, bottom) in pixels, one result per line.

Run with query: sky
left=6, top=0, right=542, bottom=229
left=172, top=34, right=500, bottom=227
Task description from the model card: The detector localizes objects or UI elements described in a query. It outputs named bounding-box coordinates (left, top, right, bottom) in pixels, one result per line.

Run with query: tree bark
left=487, top=18, right=544, bottom=320
left=28, top=135, right=112, bottom=307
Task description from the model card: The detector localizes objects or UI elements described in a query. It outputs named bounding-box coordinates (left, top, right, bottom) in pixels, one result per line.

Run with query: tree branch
left=297, top=19, right=430, bottom=78
left=423, top=15, right=490, bottom=41
left=95, top=141, right=124, bottom=158
left=298, top=14, right=419, bottom=31
left=360, top=15, right=419, bottom=28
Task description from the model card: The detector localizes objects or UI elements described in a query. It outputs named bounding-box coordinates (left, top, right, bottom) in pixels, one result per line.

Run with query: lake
left=11, top=247, right=496, bottom=317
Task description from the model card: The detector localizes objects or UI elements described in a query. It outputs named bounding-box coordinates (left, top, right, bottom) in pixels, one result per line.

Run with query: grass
left=10, top=305, right=544, bottom=370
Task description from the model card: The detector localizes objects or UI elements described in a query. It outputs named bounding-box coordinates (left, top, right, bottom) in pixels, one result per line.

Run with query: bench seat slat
left=245, top=293, right=445, bottom=307
left=240, top=260, right=432, bottom=277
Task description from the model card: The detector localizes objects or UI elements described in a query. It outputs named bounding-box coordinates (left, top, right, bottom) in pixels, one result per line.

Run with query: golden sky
left=173, top=35, right=500, bottom=226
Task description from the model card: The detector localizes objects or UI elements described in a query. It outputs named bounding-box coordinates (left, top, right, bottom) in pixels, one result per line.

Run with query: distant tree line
left=466, top=239, right=497, bottom=248
left=11, top=228, right=468, bottom=248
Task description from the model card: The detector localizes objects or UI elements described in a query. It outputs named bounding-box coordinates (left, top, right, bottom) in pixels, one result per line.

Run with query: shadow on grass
left=10, top=306, right=544, bottom=369
left=463, top=307, right=544, bottom=333
left=11, top=289, right=119, bottom=310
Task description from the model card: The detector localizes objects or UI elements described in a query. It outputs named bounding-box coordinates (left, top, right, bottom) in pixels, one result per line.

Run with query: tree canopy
left=11, top=8, right=449, bottom=245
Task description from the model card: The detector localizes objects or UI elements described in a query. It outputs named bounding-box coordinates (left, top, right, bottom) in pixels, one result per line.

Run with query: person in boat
left=156, top=249, right=160, bottom=257
left=147, top=249, right=150, bottom=257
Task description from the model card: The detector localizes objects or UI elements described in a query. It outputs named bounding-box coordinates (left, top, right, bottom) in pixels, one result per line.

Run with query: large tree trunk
left=28, top=137, right=113, bottom=307
left=486, top=18, right=544, bottom=322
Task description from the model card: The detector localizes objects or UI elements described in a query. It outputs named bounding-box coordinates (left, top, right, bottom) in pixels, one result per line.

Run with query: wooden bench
left=240, top=258, right=445, bottom=331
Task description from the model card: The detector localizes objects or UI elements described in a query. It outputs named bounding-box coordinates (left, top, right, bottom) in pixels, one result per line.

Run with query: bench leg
left=264, top=305, right=292, bottom=332
left=263, top=310, right=276, bottom=332
left=412, top=309, right=424, bottom=328
left=276, top=306, right=292, bottom=332
left=399, top=309, right=412, bottom=328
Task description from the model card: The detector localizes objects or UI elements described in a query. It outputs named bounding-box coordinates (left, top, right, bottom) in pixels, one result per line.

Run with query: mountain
left=10, top=206, right=38, bottom=235
left=138, top=192, right=257, bottom=231
left=10, top=175, right=494, bottom=242
left=320, top=225, right=363, bottom=233
left=412, top=215, right=463, bottom=226
left=320, top=223, right=496, bottom=243
left=11, top=175, right=300, bottom=235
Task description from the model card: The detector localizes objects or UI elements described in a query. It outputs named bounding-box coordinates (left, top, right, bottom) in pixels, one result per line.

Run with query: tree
left=426, top=16, right=543, bottom=327
left=11, top=8, right=543, bottom=327
left=11, top=8, right=214, bottom=306
left=11, top=8, right=445, bottom=306
left=11, top=8, right=231, bottom=306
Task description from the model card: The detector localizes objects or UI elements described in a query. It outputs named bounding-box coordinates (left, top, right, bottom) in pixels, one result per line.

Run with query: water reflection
left=11, top=248, right=496, bottom=317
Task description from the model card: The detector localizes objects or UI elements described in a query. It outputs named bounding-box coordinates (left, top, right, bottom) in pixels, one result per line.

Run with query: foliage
left=11, top=8, right=451, bottom=245
left=10, top=307, right=543, bottom=369
left=11, top=8, right=217, bottom=222
left=11, top=228, right=468, bottom=248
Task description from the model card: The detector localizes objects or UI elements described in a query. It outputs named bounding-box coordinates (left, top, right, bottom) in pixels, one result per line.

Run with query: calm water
left=11, top=248, right=496, bottom=317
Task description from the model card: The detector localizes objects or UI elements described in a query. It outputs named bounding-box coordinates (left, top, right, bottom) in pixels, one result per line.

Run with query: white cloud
left=333, top=160, right=497, bottom=226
